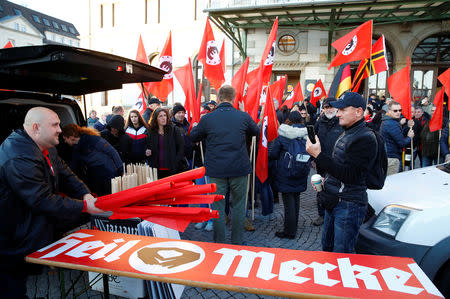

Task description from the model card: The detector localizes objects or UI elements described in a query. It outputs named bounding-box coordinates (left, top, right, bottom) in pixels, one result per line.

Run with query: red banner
left=27, top=229, right=443, bottom=298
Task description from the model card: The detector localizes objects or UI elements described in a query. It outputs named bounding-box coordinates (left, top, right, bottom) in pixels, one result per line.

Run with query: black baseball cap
left=330, top=92, right=366, bottom=110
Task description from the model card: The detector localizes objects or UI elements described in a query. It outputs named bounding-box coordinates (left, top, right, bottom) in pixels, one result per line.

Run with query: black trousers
left=281, top=192, right=301, bottom=236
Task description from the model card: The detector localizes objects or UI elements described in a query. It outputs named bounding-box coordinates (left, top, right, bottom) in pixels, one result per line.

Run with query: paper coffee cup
left=311, top=174, right=323, bottom=192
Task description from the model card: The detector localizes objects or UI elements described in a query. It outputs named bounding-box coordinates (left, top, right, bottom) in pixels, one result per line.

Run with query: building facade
left=0, top=0, right=80, bottom=48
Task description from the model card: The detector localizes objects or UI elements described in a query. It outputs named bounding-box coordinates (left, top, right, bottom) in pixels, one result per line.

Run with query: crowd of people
left=2, top=84, right=450, bottom=297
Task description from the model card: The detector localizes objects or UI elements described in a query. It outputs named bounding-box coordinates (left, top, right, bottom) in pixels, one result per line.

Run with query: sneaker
left=194, top=222, right=206, bottom=230
left=244, top=218, right=255, bottom=231
left=313, top=216, right=324, bottom=226
left=204, top=221, right=213, bottom=231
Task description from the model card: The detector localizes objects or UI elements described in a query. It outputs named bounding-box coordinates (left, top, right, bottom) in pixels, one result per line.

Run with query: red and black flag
left=352, top=35, right=389, bottom=92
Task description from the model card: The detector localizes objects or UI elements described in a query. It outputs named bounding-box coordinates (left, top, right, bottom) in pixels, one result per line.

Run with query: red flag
left=260, top=18, right=278, bottom=84
left=174, top=59, right=198, bottom=125
left=220, top=39, right=225, bottom=74
left=329, top=20, right=373, bottom=69
left=246, top=67, right=260, bottom=85
left=438, top=68, right=450, bottom=102
left=310, top=79, right=326, bottom=107
left=270, top=75, right=287, bottom=104
left=351, top=35, right=389, bottom=92
left=387, top=57, right=412, bottom=120
left=370, top=35, right=389, bottom=74
left=232, top=57, right=249, bottom=110
left=429, top=88, right=445, bottom=132
left=198, top=18, right=225, bottom=91
left=135, top=34, right=151, bottom=93
left=148, top=31, right=174, bottom=101
left=132, top=92, right=147, bottom=114
left=188, top=82, right=202, bottom=134
left=281, top=81, right=303, bottom=109
left=246, top=18, right=279, bottom=122
left=256, top=87, right=278, bottom=183
left=245, top=79, right=262, bottom=122
left=3, top=41, right=13, bottom=48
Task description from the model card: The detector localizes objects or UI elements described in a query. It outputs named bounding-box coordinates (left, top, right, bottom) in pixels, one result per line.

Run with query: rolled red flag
left=154, top=183, right=217, bottom=200
left=148, top=194, right=224, bottom=206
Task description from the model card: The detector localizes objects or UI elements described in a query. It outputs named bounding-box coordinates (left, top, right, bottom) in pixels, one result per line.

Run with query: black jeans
left=281, top=192, right=301, bottom=236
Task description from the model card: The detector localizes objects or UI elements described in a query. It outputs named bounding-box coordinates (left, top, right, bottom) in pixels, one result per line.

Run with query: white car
left=356, top=162, right=450, bottom=298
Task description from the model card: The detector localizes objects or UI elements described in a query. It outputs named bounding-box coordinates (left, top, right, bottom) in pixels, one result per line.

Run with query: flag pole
left=252, top=136, right=256, bottom=220
left=438, top=129, right=442, bottom=163
left=245, top=137, right=255, bottom=212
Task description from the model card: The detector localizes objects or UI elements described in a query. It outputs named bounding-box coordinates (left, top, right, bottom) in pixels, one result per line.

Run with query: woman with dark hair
left=146, top=108, right=185, bottom=178
left=269, top=111, right=309, bottom=239
left=125, top=109, right=148, bottom=164
left=61, top=124, right=123, bottom=196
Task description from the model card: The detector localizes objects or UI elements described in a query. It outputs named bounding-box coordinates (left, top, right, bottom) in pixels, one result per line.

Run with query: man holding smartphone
left=306, top=92, right=377, bottom=253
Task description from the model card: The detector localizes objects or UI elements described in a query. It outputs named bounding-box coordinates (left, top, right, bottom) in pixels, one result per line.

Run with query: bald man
left=0, top=107, right=103, bottom=298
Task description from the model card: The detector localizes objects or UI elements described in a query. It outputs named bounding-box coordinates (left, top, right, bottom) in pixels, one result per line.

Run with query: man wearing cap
left=207, top=100, right=217, bottom=112
left=143, top=96, right=162, bottom=123
left=312, top=97, right=344, bottom=226
left=306, top=92, right=377, bottom=253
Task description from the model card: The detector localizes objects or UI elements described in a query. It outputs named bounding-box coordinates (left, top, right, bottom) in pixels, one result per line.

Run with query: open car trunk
left=0, top=45, right=165, bottom=143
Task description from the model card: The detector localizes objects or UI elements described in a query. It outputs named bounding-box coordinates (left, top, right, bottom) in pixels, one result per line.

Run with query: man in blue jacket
left=0, top=107, right=104, bottom=298
left=380, top=101, right=414, bottom=174
left=189, top=85, right=258, bottom=245
left=306, top=92, right=377, bottom=253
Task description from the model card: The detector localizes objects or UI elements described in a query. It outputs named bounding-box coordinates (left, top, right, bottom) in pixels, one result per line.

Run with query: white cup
left=311, top=174, right=323, bottom=192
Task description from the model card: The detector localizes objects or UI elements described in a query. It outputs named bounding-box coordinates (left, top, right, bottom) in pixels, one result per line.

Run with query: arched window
left=412, top=32, right=450, bottom=104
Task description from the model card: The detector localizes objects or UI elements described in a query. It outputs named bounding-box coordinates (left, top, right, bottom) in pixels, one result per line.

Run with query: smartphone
left=307, top=125, right=316, bottom=144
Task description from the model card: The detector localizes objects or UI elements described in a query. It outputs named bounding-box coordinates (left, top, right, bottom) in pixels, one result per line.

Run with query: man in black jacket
left=312, top=97, right=343, bottom=226
left=306, top=92, right=377, bottom=253
left=143, top=96, right=162, bottom=123
left=0, top=107, right=103, bottom=298
left=189, top=85, right=259, bottom=245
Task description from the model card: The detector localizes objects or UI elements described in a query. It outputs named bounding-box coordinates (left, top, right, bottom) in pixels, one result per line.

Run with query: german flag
left=328, top=63, right=351, bottom=98
left=351, top=35, right=389, bottom=92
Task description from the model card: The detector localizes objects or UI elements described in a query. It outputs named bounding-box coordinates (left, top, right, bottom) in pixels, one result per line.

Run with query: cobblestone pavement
left=27, top=173, right=323, bottom=299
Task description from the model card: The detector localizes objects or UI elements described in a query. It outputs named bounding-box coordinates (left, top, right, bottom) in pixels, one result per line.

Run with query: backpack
left=366, top=129, right=388, bottom=190
left=283, top=137, right=311, bottom=178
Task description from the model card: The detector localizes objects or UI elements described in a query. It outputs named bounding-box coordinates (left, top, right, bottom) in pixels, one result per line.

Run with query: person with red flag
left=148, top=32, right=174, bottom=102
left=420, top=89, right=445, bottom=167
left=189, top=85, right=258, bottom=245
left=380, top=100, right=415, bottom=174
left=198, top=18, right=225, bottom=91
left=329, top=20, right=373, bottom=69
